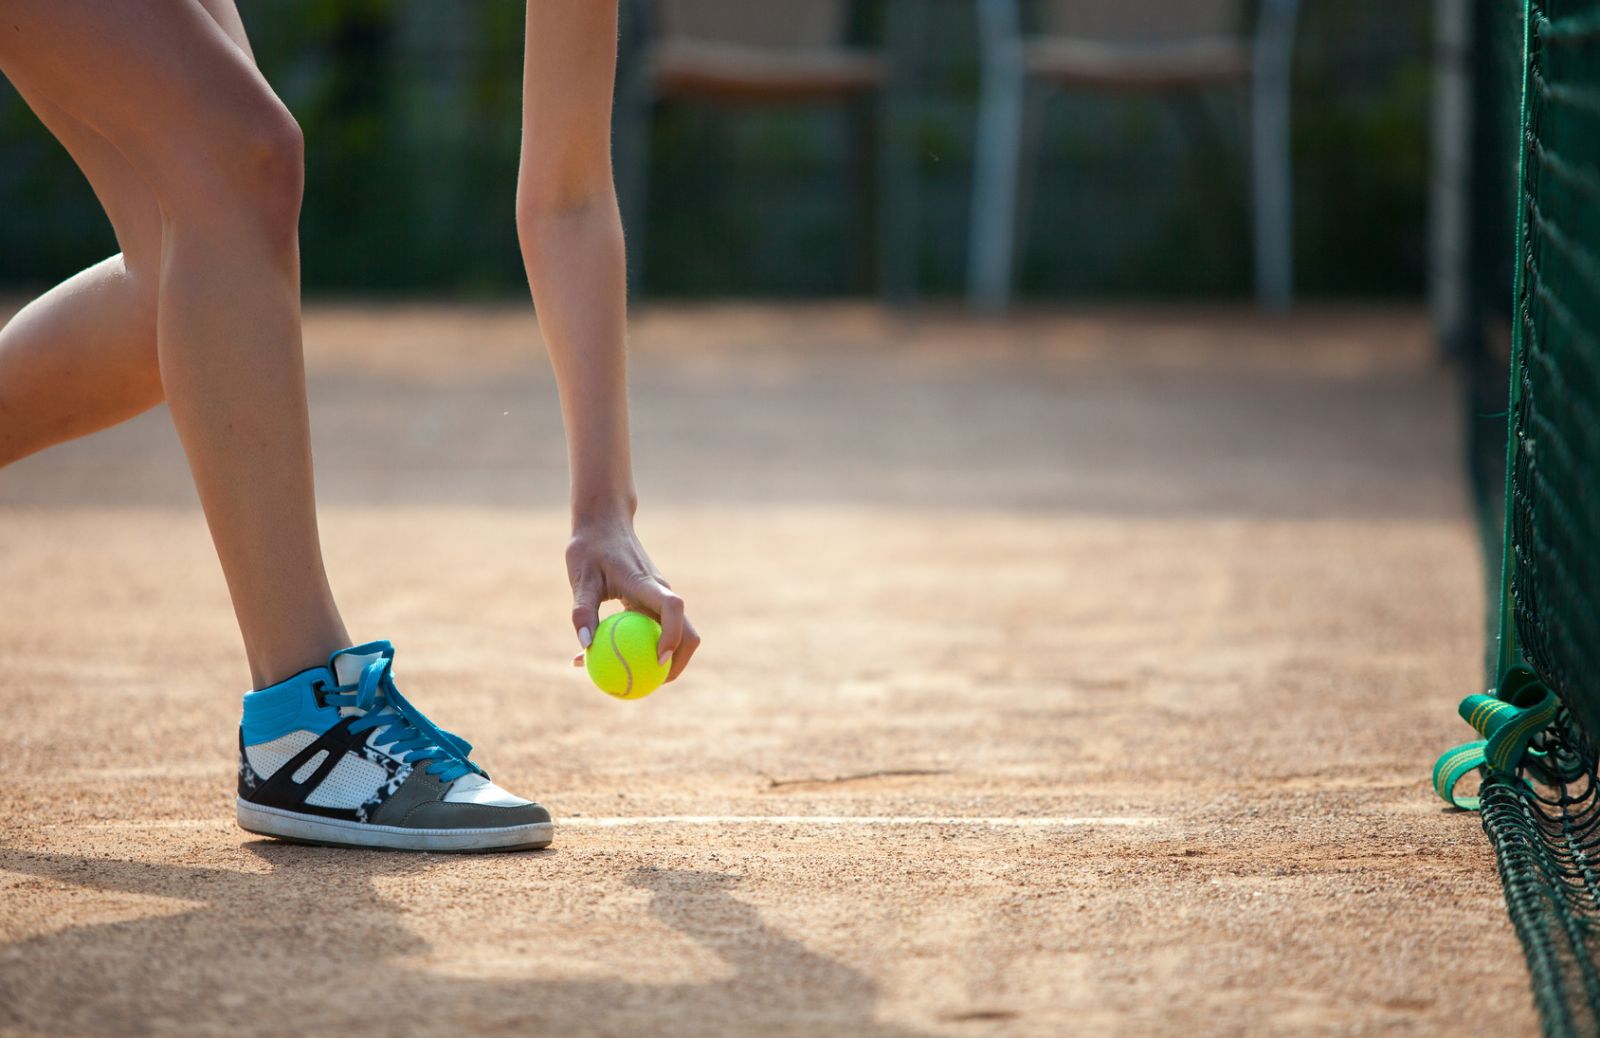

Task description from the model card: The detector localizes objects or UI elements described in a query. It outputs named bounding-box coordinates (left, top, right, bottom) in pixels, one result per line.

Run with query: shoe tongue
left=327, top=645, right=420, bottom=759
left=332, top=647, right=388, bottom=687
left=329, top=646, right=401, bottom=723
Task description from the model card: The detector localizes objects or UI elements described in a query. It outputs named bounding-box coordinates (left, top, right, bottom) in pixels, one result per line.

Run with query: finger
left=665, top=619, right=700, bottom=682
left=625, top=575, right=685, bottom=664
left=572, top=652, right=585, bottom=668
left=571, top=569, right=604, bottom=649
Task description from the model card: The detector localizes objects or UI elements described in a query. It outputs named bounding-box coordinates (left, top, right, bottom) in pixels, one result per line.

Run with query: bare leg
left=0, top=81, right=164, bottom=464
left=0, top=0, right=348, bottom=687
left=0, top=0, right=257, bottom=464
left=0, top=254, right=163, bottom=463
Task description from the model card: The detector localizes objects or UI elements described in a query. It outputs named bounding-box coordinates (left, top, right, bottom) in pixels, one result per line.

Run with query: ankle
left=245, top=624, right=351, bottom=690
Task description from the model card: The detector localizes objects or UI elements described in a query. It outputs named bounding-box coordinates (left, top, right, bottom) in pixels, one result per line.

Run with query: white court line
left=66, top=816, right=1163, bottom=831
left=561, top=816, right=1160, bottom=828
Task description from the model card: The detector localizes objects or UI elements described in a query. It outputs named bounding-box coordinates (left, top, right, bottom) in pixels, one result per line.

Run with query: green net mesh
left=1467, top=2, right=1600, bottom=1033
left=1506, top=1, right=1600, bottom=739
left=1479, top=706, right=1600, bottom=1036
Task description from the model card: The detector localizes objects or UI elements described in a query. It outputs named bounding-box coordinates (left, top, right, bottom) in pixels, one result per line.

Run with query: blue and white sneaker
left=235, top=641, right=552, bottom=852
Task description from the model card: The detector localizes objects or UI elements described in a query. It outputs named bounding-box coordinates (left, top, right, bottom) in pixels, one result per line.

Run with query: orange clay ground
left=0, top=304, right=1534, bottom=1036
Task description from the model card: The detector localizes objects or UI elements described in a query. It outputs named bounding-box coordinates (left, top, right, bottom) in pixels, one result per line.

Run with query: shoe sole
left=236, top=797, right=553, bottom=852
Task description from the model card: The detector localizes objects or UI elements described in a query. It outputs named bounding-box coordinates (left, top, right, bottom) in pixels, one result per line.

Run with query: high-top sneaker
left=235, top=641, right=551, bottom=851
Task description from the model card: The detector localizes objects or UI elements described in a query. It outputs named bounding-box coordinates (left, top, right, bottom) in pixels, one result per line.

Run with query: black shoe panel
left=238, top=717, right=408, bottom=823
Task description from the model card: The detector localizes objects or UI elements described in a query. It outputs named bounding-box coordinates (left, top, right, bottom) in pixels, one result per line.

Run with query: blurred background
left=0, top=0, right=1431, bottom=304
left=0, top=4, right=1563, bottom=1034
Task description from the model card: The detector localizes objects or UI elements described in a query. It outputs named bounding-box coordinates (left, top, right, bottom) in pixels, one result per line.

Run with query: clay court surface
left=0, top=304, right=1534, bottom=1035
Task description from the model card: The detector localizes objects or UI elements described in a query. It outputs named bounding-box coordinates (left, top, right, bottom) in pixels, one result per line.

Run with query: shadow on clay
left=0, top=842, right=934, bottom=1037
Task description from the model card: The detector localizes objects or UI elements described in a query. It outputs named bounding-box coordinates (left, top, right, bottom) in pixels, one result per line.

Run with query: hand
left=566, top=517, right=700, bottom=683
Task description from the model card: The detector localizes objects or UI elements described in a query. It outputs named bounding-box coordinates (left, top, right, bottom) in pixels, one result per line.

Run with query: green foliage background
left=0, top=0, right=1430, bottom=300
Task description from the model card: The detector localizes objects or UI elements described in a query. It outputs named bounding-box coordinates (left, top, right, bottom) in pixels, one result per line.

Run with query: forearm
left=516, top=0, right=633, bottom=528
left=518, top=193, right=636, bottom=526
left=515, top=0, right=698, bottom=675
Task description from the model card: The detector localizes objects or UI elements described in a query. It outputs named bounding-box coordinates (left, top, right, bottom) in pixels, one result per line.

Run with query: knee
left=222, top=102, right=304, bottom=246
left=243, top=105, right=305, bottom=231
left=163, top=99, right=305, bottom=249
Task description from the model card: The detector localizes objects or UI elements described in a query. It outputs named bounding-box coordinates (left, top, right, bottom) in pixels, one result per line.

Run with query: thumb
left=571, top=570, right=603, bottom=650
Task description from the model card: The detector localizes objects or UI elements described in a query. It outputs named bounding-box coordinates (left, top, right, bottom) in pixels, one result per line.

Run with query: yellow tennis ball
left=585, top=611, right=670, bottom=700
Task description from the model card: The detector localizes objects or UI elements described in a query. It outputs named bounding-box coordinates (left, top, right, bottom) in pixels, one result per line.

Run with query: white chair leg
left=968, top=0, right=1027, bottom=313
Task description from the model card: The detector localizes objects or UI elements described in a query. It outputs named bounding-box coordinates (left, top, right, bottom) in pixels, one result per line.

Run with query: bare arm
left=517, top=0, right=699, bottom=680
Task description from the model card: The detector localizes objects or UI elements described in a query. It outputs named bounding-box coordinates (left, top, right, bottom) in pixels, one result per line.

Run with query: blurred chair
left=615, top=0, right=919, bottom=299
left=967, top=0, right=1300, bottom=311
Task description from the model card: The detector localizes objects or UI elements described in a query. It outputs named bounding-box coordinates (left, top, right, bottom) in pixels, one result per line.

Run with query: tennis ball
left=585, top=610, right=670, bottom=700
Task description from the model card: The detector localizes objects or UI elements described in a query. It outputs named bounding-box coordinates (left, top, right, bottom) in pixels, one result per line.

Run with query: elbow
left=515, top=177, right=624, bottom=284
left=515, top=170, right=617, bottom=236
left=513, top=186, right=552, bottom=238
left=515, top=136, right=620, bottom=247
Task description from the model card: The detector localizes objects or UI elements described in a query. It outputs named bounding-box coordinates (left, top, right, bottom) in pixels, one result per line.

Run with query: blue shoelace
left=321, top=653, right=484, bottom=784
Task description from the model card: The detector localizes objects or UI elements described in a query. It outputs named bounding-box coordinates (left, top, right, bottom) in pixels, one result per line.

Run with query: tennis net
left=1454, top=1, right=1600, bottom=1032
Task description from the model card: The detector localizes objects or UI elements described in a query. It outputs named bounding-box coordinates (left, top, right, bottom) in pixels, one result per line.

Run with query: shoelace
left=321, top=654, right=485, bottom=784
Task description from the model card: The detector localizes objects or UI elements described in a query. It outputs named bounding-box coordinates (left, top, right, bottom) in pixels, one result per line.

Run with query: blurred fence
left=0, top=0, right=1429, bottom=300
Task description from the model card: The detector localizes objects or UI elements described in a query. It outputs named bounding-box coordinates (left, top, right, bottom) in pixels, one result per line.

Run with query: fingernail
left=658, top=650, right=671, bottom=665
left=579, top=626, right=592, bottom=648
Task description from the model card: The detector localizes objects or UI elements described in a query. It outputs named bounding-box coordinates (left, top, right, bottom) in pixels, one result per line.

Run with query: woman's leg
left=0, top=0, right=257, bottom=465
left=0, top=0, right=348, bottom=687
left=0, top=86, right=164, bottom=466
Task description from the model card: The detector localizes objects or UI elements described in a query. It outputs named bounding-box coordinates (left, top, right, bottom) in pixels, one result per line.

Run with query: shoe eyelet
left=311, top=680, right=329, bottom=709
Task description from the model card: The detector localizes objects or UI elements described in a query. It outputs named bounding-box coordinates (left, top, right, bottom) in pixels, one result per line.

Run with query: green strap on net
left=1433, top=665, right=1559, bottom=809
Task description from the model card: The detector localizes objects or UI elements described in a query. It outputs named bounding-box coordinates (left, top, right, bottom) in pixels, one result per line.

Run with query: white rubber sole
left=236, top=798, right=553, bottom=852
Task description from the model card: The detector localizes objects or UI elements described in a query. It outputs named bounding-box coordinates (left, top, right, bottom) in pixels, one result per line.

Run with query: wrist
left=571, top=486, right=638, bottom=529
